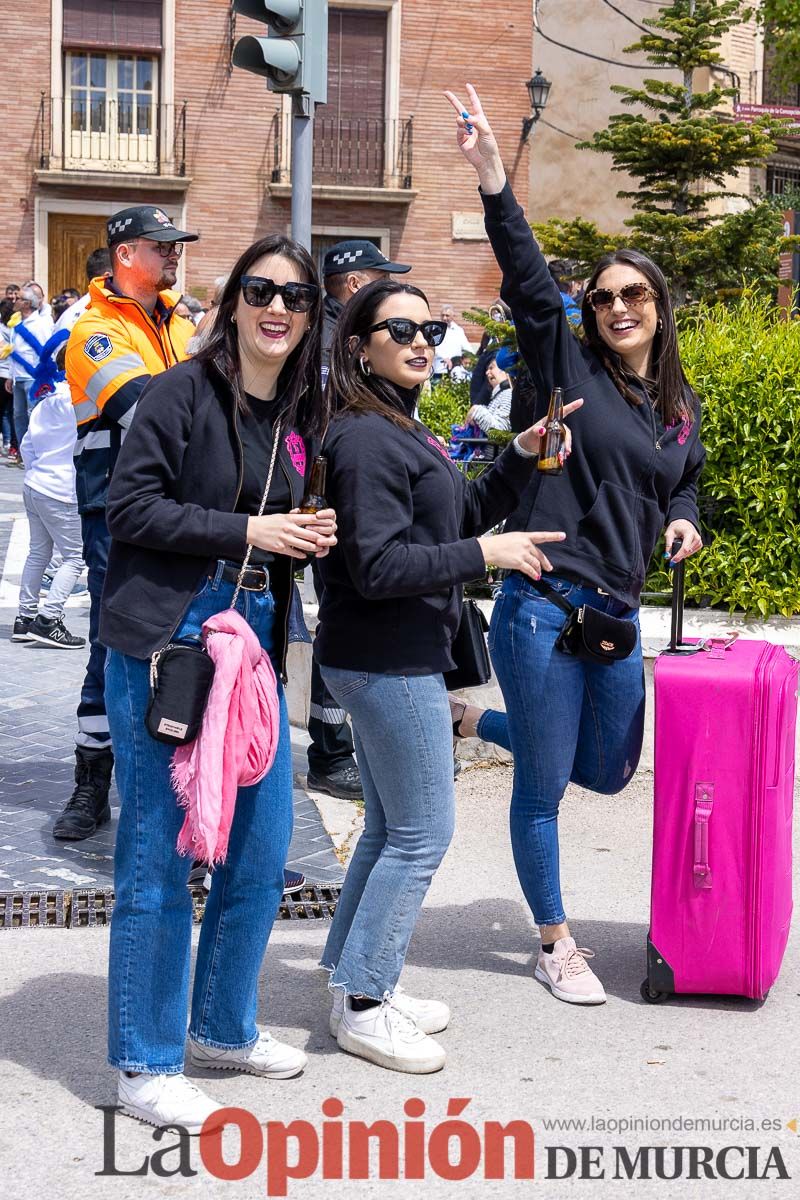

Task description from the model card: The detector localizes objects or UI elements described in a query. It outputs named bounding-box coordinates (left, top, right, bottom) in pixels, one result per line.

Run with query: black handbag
left=532, top=579, right=637, bottom=666
left=444, top=599, right=492, bottom=690
left=145, top=636, right=216, bottom=745
left=145, top=421, right=284, bottom=747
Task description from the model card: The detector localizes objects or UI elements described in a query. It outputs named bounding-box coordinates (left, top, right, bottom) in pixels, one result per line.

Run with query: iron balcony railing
left=38, top=93, right=187, bottom=176
left=271, top=113, right=413, bottom=190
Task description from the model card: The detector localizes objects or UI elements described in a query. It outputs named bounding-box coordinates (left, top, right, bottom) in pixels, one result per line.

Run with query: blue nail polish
left=461, top=110, right=474, bottom=133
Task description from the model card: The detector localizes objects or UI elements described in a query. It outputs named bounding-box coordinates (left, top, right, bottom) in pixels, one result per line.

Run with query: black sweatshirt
left=100, top=358, right=312, bottom=677
left=315, top=393, right=536, bottom=675
left=482, top=182, right=705, bottom=607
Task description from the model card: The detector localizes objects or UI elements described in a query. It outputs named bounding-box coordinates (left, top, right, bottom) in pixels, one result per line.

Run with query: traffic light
left=232, top=0, right=328, bottom=103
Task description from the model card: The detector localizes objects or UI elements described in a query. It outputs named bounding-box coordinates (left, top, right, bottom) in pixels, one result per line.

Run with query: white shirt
left=19, top=381, right=78, bottom=503
left=53, top=293, right=91, bottom=336
left=433, top=320, right=473, bottom=375
left=10, top=309, right=54, bottom=380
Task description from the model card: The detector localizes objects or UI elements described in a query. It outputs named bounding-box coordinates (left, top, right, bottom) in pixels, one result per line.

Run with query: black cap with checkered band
left=323, top=240, right=410, bottom=277
left=106, top=206, right=199, bottom=247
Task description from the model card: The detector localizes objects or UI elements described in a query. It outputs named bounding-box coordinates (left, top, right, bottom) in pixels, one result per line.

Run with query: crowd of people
left=2, top=85, right=705, bottom=1133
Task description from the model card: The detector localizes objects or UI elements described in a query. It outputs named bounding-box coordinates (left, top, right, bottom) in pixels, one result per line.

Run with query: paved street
left=0, top=461, right=343, bottom=903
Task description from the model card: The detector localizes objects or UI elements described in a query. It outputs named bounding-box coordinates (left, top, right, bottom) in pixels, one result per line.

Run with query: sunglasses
left=125, top=239, right=185, bottom=259
left=585, top=283, right=659, bottom=311
left=367, top=318, right=448, bottom=347
left=240, top=275, right=319, bottom=313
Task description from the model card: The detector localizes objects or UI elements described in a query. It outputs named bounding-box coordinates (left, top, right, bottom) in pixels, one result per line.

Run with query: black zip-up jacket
left=483, top=182, right=705, bottom=607
left=99, top=357, right=311, bottom=677
left=314, top=394, right=536, bottom=675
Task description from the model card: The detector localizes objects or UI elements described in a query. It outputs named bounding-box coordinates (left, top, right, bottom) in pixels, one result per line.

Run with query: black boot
left=53, top=746, right=114, bottom=840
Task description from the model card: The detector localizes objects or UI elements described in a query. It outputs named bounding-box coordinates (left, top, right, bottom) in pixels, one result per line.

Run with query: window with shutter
left=314, top=8, right=388, bottom=186
left=62, top=0, right=163, bottom=52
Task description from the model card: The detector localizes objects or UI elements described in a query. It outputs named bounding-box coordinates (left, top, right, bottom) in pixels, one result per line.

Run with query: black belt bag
left=531, top=579, right=637, bottom=666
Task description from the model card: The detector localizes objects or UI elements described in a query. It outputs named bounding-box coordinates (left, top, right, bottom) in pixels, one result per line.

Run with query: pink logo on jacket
left=285, top=432, right=306, bottom=476
left=426, top=435, right=450, bottom=459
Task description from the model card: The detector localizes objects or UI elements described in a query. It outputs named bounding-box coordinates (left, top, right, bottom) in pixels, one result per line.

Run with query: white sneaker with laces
left=117, top=1071, right=225, bottom=1135
left=336, top=995, right=446, bottom=1073
left=189, top=1029, right=307, bottom=1078
left=329, top=984, right=450, bottom=1037
left=534, top=936, right=607, bottom=1005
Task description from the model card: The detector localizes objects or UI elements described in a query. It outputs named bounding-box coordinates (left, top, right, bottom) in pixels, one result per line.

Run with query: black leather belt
left=212, top=560, right=270, bottom=592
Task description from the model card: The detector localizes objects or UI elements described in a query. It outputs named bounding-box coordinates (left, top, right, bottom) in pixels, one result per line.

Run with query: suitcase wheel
left=640, top=979, right=669, bottom=1004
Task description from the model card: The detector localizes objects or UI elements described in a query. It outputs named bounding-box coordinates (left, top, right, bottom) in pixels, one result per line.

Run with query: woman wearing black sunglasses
left=314, top=278, right=581, bottom=1073
left=445, top=85, right=705, bottom=1007
left=98, top=235, right=335, bottom=1131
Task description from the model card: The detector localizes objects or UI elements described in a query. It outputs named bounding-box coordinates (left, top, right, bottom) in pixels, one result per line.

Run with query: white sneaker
left=534, top=937, right=607, bottom=1005
left=329, top=985, right=450, bottom=1037
left=336, top=996, right=446, bottom=1073
left=117, top=1071, right=224, bottom=1135
left=189, top=1029, right=307, bottom=1078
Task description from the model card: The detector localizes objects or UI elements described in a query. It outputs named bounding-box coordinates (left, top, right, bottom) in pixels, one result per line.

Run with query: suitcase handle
left=693, top=783, right=714, bottom=889
left=664, top=537, right=701, bottom=656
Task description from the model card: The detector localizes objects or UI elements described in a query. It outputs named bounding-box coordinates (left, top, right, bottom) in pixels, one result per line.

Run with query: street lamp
left=521, top=68, right=552, bottom=144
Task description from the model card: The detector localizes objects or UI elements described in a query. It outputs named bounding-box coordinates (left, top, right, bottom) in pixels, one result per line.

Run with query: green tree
left=535, top=0, right=794, bottom=304
left=758, top=1, right=800, bottom=93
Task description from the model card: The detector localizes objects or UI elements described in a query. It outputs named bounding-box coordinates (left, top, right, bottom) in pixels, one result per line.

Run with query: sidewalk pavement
left=1, top=760, right=798, bottom=1198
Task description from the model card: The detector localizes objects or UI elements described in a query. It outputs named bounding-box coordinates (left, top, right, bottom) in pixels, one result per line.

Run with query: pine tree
left=534, top=0, right=793, bottom=304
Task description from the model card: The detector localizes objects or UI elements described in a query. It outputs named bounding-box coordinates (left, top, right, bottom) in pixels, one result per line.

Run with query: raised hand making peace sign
left=443, top=83, right=507, bottom=195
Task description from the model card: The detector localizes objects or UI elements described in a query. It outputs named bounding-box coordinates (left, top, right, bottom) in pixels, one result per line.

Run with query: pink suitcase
left=643, top=554, right=798, bottom=1003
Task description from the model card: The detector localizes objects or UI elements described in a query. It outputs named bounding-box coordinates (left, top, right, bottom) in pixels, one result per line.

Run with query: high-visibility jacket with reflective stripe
left=66, top=275, right=194, bottom=513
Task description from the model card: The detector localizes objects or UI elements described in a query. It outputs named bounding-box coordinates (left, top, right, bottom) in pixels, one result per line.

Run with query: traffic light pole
left=291, top=94, right=313, bottom=251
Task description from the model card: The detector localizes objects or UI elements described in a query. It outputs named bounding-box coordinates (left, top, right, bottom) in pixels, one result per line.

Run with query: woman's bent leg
left=106, top=650, right=194, bottom=1074
left=189, top=690, right=294, bottom=1048
left=322, top=669, right=455, bottom=1000
left=571, top=624, right=646, bottom=794
left=489, top=581, right=584, bottom=927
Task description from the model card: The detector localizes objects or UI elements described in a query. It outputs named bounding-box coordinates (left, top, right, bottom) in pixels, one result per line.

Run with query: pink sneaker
left=534, top=937, right=606, bottom=1005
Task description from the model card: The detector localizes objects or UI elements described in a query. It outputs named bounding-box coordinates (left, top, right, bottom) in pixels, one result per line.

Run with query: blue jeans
left=319, top=667, right=455, bottom=999
left=106, top=570, right=293, bottom=1074
left=12, top=379, right=33, bottom=445
left=76, top=512, right=111, bottom=751
left=485, top=573, right=645, bottom=927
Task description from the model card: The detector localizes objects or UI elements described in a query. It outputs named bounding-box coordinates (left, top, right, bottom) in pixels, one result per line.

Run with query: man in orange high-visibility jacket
left=53, top=205, right=197, bottom=841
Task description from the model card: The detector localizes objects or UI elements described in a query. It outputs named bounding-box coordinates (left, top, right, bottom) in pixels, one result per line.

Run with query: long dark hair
left=581, top=249, right=694, bottom=427
left=327, top=278, right=431, bottom=431
left=195, top=234, right=326, bottom=438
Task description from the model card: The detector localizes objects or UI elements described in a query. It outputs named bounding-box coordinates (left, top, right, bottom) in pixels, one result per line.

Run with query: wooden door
left=47, top=212, right=109, bottom=296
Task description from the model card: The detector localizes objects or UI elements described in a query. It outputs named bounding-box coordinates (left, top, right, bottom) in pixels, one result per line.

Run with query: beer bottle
left=538, top=387, right=567, bottom=475
left=298, top=455, right=328, bottom=514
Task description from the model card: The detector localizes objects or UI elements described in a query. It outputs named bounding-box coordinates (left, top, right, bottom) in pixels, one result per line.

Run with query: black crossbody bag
left=443, top=599, right=492, bottom=690
left=531, top=578, right=637, bottom=666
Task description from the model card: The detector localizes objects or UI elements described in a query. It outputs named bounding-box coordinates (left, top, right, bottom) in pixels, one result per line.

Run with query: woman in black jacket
left=315, top=278, right=580, bottom=1074
left=100, top=235, right=335, bottom=1131
left=446, top=85, right=704, bottom=1006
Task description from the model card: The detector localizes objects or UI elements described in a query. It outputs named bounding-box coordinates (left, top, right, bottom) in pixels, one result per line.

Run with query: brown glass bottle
left=538, top=387, right=566, bottom=475
left=298, top=455, right=328, bottom=513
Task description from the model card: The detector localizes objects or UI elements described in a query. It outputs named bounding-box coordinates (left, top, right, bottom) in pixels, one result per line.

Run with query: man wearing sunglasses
left=302, top=240, right=412, bottom=802
left=53, top=206, right=198, bottom=842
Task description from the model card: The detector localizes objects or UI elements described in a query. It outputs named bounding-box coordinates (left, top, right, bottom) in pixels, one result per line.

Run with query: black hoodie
left=482, top=182, right=705, bottom=607
left=315, top=391, right=536, bottom=675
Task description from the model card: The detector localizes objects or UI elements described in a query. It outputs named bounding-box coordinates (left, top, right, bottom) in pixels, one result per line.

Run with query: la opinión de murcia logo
left=96, top=1098, right=536, bottom=1194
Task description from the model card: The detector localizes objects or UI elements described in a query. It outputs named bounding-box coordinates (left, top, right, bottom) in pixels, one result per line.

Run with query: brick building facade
left=1, top=0, right=534, bottom=330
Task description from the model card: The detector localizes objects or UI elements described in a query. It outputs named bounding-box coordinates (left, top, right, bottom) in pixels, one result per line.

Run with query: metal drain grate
left=0, top=883, right=341, bottom=930
left=0, top=890, right=66, bottom=929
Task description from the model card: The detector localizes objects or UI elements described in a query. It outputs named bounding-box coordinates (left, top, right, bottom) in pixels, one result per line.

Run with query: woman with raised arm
left=445, top=85, right=705, bottom=1006
left=315, top=277, right=581, bottom=1073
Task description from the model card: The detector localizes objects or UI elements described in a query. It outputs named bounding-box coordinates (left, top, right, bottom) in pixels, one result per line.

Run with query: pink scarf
left=171, top=607, right=280, bottom=864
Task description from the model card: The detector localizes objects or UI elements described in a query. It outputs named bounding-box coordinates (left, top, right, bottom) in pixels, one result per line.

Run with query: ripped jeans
left=482, top=572, right=645, bottom=927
